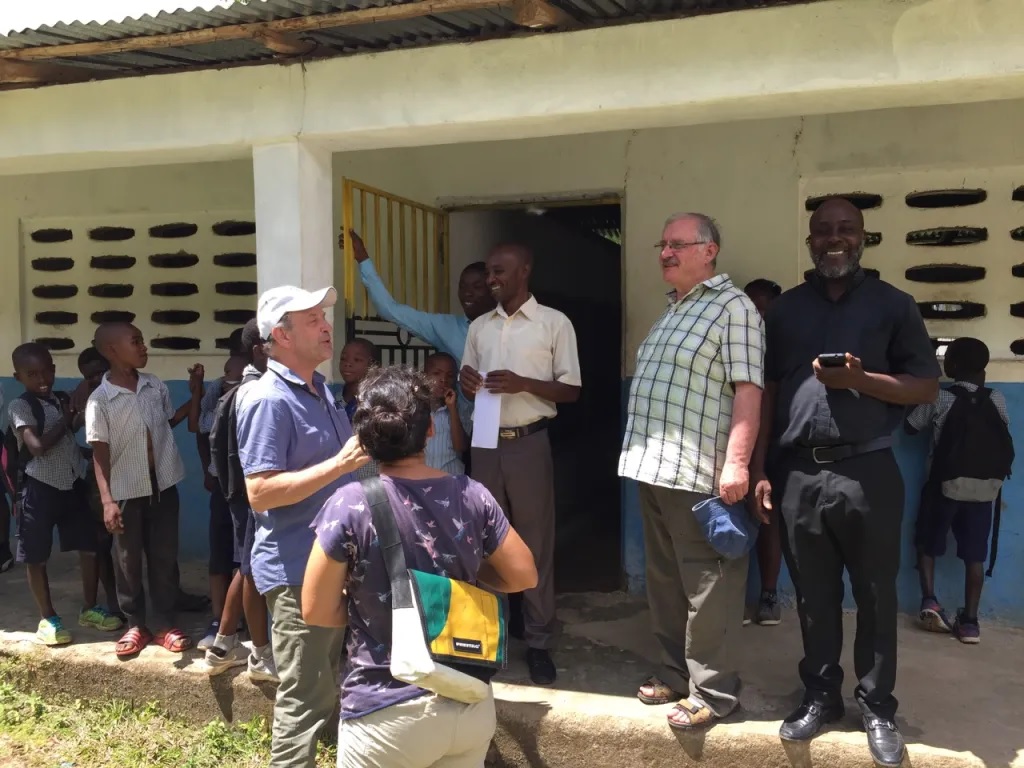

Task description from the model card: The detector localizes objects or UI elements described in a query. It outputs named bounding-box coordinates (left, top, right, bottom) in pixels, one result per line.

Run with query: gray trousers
left=471, top=429, right=556, bottom=650
left=114, top=485, right=179, bottom=631
left=266, top=586, right=345, bottom=768
left=639, top=483, right=747, bottom=716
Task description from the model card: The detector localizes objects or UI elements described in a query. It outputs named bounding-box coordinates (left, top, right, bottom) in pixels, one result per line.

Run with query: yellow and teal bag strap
left=361, top=477, right=414, bottom=610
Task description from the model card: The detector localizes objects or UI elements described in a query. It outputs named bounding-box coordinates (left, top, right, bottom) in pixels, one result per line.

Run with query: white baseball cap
left=257, top=285, right=337, bottom=340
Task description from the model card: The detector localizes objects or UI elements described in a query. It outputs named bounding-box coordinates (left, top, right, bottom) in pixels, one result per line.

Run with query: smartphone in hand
left=817, top=353, right=847, bottom=368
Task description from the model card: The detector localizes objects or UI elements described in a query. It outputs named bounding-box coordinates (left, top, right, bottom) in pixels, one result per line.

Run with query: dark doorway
left=449, top=202, right=624, bottom=592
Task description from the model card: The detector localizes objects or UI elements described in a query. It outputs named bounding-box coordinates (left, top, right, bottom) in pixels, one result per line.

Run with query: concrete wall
left=5, top=96, right=1024, bottom=619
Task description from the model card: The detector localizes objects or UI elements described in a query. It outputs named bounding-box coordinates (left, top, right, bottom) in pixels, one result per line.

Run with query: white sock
left=252, top=643, right=271, bottom=660
left=213, top=633, right=237, bottom=652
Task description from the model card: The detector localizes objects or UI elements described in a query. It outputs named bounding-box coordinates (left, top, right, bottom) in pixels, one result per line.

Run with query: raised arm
left=346, top=230, right=457, bottom=352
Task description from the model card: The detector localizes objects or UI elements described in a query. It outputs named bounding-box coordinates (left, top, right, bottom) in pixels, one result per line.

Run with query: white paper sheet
left=470, top=381, right=501, bottom=450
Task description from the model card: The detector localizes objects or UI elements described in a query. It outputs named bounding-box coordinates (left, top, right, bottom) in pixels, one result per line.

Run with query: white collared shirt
left=85, top=372, right=185, bottom=501
left=462, top=295, right=581, bottom=428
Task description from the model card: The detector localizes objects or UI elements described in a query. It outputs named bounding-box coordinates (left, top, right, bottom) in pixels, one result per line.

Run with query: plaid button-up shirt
left=619, top=274, right=764, bottom=494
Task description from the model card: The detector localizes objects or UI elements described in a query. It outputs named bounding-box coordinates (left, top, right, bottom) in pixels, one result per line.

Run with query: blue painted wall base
left=621, top=378, right=1024, bottom=626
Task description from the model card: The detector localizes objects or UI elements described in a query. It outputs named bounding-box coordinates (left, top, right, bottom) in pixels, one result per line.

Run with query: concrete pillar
left=252, top=139, right=337, bottom=378
left=252, top=139, right=334, bottom=297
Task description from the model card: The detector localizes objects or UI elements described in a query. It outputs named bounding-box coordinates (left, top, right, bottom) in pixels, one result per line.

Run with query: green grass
left=0, top=671, right=337, bottom=768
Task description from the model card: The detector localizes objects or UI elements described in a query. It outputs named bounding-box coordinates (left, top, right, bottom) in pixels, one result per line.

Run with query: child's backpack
left=210, top=372, right=261, bottom=503
left=1, top=391, right=71, bottom=504
left=931, top=386, right=1014, bottom=498
left=929, top=385, right=1015, bottom=575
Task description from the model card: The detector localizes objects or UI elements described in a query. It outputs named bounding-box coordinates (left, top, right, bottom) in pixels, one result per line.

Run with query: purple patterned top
left=312, top=474, right=510, bottom=720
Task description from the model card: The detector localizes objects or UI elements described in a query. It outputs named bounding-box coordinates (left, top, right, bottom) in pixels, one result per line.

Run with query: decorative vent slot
left=214, top=252, right=257, bottom=268
left=1011, top=339, right=1024, bottom=355
left=930, top=336, right=956, bottom=351
left=917, top=301, right=985, bottom=320
left=906, top=227, right=987, bottom=246
left=149, top=222, right=198, bottom=239
left=35, top=311, right=78, bottom=326
left=149, top=253, right=200, bottom=269
left=91, top=255, right=137, bottom=270
left=1011, top=227, right=1024, bottom=242
left=1009, top=303, right=1024, bottom=318
left=35, top=337, right=75, bottom=351
left=804, top=193, right=882, bottom=212
left=905, top=189, right=987, bottom=208
left=30, top=228, right=72, bottom=244
left=216, top=281, right=258, bottom=296
left=214, top=309, right=256, bottom=324
left=865, top=232, right=882, bottom=247
left=33, top=285, right=78, bottom=300
left=152, top=310, right=201, bottom=325
left=89, top=226, right=135, bottom=242
left=905, top=264, right=986, bottom=283
left=150, top=337, right=200, bottom=350
left=89, top=284, right=134, bottom=299
left=31, top=258, right=74, bottom=272
left=1013, top=186, right=1024, bottom=202
left=213, top=220, right=256, bottom=237
left=91, top=311, right=136, bottom=324
left=150, top=282, right=199, bottom=297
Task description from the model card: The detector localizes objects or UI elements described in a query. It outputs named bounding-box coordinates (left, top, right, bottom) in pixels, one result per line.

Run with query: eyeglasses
left=655, top=240, right=708, bottom=252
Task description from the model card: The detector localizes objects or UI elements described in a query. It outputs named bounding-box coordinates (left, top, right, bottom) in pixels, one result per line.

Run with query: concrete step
left=2, top=555, right=1021, bottom=768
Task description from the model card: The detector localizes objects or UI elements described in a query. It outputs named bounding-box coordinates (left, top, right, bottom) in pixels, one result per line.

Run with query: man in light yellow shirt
left=460, top=243, right=581, bottom=686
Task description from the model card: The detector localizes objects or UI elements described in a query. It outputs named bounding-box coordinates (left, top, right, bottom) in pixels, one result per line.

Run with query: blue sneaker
left=953, top=610, right=980, bottom=645
left=919, top=597, right=952, bottom=633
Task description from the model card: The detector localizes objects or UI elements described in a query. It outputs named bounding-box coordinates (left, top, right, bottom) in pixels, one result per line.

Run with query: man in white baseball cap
left=236, top=284, right=368, bottom=767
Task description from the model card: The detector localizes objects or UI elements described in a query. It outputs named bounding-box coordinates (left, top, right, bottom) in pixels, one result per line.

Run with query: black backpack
left=2, top=391, right=70, bottom=501
left=210, top=372, right=261, bottom=503
left=931, top=386, right=1014, bottom=488
left=930, top=385, right=1014, bottom=575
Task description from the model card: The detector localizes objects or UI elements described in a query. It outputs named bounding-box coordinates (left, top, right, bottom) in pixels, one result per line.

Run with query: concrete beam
left=3, top=0, right=1024, bottom=174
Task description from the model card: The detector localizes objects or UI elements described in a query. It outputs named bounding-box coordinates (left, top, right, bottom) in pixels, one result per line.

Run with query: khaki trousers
left=338, top=689, right=496, bottom=768
left=639, top=483, right=747, bottom=716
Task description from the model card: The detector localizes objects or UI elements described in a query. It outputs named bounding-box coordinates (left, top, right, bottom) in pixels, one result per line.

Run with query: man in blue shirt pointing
left=344, top=230, right=495, bottom=363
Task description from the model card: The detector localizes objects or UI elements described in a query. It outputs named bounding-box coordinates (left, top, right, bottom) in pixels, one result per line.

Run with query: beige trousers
left=337, top=689, right=496, bottom=768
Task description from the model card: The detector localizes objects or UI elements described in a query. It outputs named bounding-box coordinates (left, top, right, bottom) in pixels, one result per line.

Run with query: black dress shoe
left=526, top=648, right=556, bottom=686
left=779, top=700, right=845, bottom=741
left=864, top=716, right=905, bottom=767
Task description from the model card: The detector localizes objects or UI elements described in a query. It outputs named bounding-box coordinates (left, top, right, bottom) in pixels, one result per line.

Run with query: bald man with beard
left=750, top=198, right=939, bottom=766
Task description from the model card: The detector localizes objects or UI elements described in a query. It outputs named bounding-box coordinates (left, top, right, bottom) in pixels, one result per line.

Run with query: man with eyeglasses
left=619, top=213, right=764, bottom=731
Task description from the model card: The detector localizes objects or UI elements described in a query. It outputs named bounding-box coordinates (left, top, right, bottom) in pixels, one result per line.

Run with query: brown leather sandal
left=667, top=697, right=720, bottom=730
left=637, top=676, right=684, bottom=705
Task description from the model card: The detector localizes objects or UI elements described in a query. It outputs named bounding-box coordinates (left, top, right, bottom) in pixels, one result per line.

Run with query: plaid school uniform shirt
left=619, top=274, right=764, bottom=495
left=8, top=395, right=88, bottom=491
left=85, top=373, right=185, bottom=501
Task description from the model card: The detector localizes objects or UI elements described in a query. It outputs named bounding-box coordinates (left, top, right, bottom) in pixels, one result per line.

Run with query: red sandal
left=154, top=628, right=193, bottom=653
left=115, top=626, right=153, bottom=658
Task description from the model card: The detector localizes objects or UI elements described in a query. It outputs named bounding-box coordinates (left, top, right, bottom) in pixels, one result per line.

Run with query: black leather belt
left=791, top=436, right=892, bottom=465
left=499, top=418, right=550, bottom=440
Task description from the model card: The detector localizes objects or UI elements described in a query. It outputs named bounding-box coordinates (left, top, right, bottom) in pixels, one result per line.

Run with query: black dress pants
left=775, top=449, right=904, bottom=720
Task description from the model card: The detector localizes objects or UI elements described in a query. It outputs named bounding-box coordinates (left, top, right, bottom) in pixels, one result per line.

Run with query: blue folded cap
left=690, top=496, right=760, bottom=560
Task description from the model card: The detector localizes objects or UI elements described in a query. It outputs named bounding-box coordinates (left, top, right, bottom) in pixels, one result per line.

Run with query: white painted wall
left=10, top=98, right=1024, bottom=380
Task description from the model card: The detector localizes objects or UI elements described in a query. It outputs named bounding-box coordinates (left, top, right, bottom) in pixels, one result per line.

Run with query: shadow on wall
left=622, top=379, right=1024, bottom=627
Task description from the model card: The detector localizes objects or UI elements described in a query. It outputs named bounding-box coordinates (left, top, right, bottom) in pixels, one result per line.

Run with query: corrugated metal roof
left=0, top=0, right=826, bottom=85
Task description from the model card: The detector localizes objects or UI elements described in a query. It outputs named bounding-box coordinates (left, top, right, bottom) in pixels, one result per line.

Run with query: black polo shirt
left=764, top=269, right=940, bottom=449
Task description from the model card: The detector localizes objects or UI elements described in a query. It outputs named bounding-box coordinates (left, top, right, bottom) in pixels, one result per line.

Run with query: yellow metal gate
left=341, top=178, right=449, bottom=319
